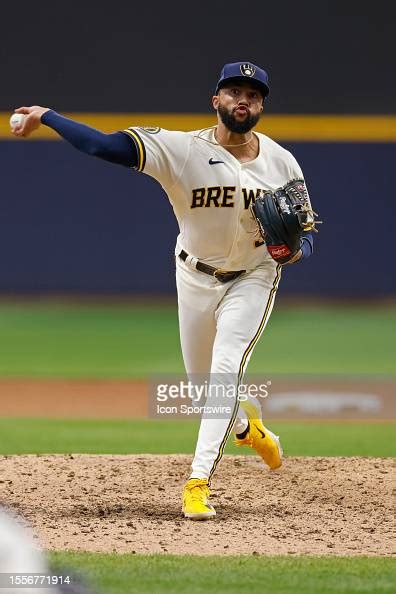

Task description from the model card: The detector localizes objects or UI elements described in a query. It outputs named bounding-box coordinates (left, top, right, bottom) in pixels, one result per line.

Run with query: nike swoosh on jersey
left=209, top=158, right=225, bottom=165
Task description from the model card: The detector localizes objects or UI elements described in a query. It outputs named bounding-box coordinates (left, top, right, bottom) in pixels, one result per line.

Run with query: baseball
left=10, top=113, right=25, bottom=129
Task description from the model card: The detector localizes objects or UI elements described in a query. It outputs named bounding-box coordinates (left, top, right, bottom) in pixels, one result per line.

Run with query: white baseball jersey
left=123, top=126, right=306, bottom=271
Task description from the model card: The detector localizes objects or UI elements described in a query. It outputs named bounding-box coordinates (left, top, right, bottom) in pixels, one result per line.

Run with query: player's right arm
left=12, top=106, right=191, bottom=191
left=11, top=106, right=138, bottom=168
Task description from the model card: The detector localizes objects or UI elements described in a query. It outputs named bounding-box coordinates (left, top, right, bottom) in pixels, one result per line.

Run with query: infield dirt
left=0, top=378, right=395, bottom=419
left=0, top=454, right=394, bottom=556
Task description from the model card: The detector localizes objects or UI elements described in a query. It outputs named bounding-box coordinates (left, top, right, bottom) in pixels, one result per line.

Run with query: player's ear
left=212, top=95, right=219, bottom=110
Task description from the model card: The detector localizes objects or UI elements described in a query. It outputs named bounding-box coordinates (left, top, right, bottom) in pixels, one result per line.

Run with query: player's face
left=212, top=83, right=264, bottom=134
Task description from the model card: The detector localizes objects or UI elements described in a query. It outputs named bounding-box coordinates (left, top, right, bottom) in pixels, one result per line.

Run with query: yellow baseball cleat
left=182, top=478, right=216, bottom=520
left=235, top=401, right=283, bottom=470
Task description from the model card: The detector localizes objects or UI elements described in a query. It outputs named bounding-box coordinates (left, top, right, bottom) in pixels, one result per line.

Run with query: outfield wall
left=1, top=1, right=394, bottom=115
left=1, top=129, right=394, bottom=296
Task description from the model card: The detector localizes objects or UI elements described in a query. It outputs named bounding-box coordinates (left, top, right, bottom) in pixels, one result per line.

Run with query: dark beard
left=217, top=105, right=260, bottom=134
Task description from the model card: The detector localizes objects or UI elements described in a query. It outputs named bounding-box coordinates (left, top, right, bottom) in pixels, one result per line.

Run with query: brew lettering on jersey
left=191, top=187, right=264, bottom=209
left=191, top=186, right=236, bottom=208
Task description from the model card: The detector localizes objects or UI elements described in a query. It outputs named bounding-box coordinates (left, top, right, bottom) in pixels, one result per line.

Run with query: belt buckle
left=214, top=268, right=231, bottom=282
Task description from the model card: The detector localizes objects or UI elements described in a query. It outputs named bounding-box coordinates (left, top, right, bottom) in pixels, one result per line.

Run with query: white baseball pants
left=176, top=255, right=281, bottom=482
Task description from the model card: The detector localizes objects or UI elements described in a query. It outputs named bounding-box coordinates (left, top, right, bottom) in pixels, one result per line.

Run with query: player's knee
left=211, top=350, right=242, bottom=375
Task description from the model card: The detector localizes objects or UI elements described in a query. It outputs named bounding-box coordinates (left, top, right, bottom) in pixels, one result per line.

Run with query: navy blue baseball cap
left=215, top=61, right=270, bottom=99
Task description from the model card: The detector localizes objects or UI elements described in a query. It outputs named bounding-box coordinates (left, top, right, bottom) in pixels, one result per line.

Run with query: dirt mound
left=0, top=455, right=394, bottom=556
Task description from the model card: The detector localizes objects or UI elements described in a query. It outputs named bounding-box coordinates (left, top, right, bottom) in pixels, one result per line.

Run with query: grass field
left=0, top=302, right=395, bottom=376
left=48, top=552, right=396, bottom=594
left=0, top=418, right=394, bottom=457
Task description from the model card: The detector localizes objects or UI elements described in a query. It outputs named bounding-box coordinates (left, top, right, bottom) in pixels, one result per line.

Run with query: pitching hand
left=11, top=106, right=51, bottom=138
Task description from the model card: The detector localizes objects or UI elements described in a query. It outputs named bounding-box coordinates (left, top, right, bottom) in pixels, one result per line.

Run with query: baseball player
left=12, top=61, right=315, bottom=520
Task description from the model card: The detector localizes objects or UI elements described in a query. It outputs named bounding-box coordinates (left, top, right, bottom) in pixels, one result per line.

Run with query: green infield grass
left=49, top=552, right=396, bottom=594
left=0, top=418, right=394, bottom=457
left=0, top=303, right=394, bottom=377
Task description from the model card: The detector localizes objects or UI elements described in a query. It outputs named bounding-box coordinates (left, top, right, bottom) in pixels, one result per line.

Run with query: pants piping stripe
left=208, top=264, right=282, bottom=483
left=238, top=264, right=282, bottom=379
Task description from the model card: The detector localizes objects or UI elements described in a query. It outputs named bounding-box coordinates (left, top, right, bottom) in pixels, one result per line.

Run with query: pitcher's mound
left=0, top=454, right=393, bottom=556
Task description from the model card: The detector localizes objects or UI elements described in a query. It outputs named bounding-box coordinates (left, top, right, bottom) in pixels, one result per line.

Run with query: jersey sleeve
left=286, top=151, right=306, bottom=181
left=122, top=126, right=191, bottom=189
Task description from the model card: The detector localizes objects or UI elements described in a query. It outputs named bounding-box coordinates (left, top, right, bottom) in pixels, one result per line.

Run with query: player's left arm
left=284, top=154, right=315, bottom=264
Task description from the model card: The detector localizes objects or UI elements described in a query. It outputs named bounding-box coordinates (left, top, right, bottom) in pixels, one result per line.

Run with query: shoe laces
left=186, top=479, right=209, bottom=500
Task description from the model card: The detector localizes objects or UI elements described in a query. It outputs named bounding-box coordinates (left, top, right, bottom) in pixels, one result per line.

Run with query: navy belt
left=178, top=249, right=245, bottom=283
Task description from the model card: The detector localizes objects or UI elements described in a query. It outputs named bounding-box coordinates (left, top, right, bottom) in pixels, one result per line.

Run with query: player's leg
left=175, top=257, right=221, bottom=376
left=190, top=261, right=282, bottom=483
left=177, top=290, right=216, bottom=377
left=176, top=258, right=231, bottom=520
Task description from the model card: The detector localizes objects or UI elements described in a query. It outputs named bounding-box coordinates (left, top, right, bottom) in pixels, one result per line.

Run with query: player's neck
left=214, top=124, right=259, bottom=162
left=215, top=124, right=252, bottom=147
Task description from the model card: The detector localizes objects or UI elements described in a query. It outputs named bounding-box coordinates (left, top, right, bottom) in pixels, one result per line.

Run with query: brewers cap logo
left=240, top=63, right=256, bottom=77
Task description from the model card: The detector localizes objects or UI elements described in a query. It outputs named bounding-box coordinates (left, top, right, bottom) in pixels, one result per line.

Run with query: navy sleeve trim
left=299, top=232, right=314, bottom=261
left=122, top=128, right=146, bottom=172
